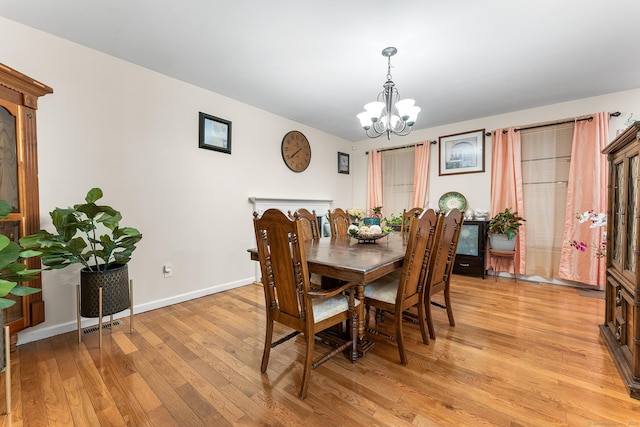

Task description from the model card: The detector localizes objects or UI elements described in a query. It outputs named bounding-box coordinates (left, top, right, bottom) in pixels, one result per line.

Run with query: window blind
left=520, top=122, right=574, bottom=277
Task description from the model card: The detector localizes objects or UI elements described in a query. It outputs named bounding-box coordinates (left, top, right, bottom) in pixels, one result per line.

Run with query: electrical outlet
left=163, top=264, right=173, bottom=278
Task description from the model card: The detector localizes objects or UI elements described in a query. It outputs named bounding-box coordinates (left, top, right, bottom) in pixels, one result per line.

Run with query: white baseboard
left=17, top=277, right=254, bottom=346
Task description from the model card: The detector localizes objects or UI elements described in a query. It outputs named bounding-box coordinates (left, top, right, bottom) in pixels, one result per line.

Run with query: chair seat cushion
left=364, top=275, right=399, bottom=304
left=312, top=295, right=361, bottom=323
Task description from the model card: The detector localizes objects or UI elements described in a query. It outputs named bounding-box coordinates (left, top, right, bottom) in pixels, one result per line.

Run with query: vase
left=323, top=221, right=331, bottom=237
left=80, top=264, right=130, bottom=318
left=363, top=217, right=381, bottom=226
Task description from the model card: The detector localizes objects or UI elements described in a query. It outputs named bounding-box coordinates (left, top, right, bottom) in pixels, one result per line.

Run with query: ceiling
left=1, top=1, right=639, bottom=142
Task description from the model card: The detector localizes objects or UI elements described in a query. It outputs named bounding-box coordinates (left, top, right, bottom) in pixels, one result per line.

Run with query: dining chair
left=363, top=209, right=443, bottom=365
left=328, top=208, right=351, bottom=237
left=401, top=207, right=424, bottom=237
left=289, top=208, right=332, bottom=288
left=253, top=208, right=358, bottom=399
left=423, top=208, right=464, bottom=340
left=288, top=208, right=320, bottom=241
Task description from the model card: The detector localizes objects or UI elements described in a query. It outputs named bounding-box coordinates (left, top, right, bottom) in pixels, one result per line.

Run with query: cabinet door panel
left=0, top=106, right=19, bottom=206
left=457, top=223, right=480, bottom=256
left=453, top=220, right=487, bottom=278
left=625, top=153, right=638, bottom=275
left=612, top=159, right=624, bottom=268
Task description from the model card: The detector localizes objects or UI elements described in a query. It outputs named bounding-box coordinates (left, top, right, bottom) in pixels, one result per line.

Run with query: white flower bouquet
left=347, top=208, right=365, bottom=221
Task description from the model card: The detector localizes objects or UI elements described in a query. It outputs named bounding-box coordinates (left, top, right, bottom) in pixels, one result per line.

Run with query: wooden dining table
left=248, top=232, right=407, bottom=355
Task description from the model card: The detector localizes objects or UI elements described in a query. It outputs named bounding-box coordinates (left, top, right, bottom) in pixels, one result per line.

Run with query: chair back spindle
left=401, top=207, right=424, bottom=238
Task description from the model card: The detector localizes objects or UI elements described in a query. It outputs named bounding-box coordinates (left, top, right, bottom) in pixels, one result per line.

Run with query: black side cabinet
left=453, top=220, right=488, bottom=279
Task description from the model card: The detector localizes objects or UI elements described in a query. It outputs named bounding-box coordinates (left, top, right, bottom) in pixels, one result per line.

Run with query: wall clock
left=281, top=131, right=311, bottom=172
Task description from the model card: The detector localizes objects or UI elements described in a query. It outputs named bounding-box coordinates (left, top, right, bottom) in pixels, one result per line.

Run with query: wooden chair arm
left=308, top=282, right=355, bottom=299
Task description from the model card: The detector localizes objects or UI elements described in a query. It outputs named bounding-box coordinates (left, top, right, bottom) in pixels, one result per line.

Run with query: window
left=382, top=147, right=415, bottom=217
left=520, top=122, right=574, bottom=278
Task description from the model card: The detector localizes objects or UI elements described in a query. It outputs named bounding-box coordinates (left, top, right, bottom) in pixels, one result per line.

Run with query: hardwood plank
left=36, top=356, right=73, bottom=426
left=16, top=341, right=48, bottom=426
left=4, top=276, right=640, bottom=426
left=124, top=318, right=207, bottom=426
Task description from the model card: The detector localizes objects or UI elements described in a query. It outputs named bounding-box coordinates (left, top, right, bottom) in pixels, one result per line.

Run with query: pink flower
left=569, top=210, right=607, bottom=258
left=569, top=240, right=587, bottom=252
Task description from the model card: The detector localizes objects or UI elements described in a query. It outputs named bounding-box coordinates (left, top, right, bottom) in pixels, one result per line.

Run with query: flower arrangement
left=568, top=210, right=607, bottom=258
left=347, top=207, right=365, bottom=222
left=349, top=224, right=380, bottom=236
left=348, top=224, right=392, bottom=243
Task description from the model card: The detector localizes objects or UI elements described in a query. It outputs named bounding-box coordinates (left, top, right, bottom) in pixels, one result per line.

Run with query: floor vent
left=83, top=320, right=121, bottom=335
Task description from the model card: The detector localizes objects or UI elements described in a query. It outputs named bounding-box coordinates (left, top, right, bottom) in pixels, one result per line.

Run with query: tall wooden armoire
left=0, top=63, right=53, bottom=346
left=600, top=121, right=640, bottom=399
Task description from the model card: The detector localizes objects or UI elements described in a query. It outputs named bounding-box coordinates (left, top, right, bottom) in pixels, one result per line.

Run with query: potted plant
left=383, top=213, right=403, bottom=231
left=487, top=207, right=525, bottom=251
left=363, top=206, right=383, bottom=226
left=20, top=188, right=142, bottom=318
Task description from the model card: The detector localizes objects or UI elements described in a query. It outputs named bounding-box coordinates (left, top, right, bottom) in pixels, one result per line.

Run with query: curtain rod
left=365, top=142, right=432, bottom=155
left=485, top=111, right=621, bottom=136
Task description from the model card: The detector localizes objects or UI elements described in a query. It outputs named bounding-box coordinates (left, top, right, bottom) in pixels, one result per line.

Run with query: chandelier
left=357, top=47, right=421, bottom=139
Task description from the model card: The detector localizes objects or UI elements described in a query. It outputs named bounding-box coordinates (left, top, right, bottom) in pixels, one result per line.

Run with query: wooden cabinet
left=0, top=64, right=52, bottom=340
left=453, top=220, right=488, bottom=279
left=601, top=122, right=640, bottom=400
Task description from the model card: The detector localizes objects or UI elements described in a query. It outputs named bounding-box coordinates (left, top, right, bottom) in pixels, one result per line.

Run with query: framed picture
left=438, top=129, right=485, bottom=176
left=199, top=112, right=232, bottom=154
left=338, top=152, right=350, bottom=174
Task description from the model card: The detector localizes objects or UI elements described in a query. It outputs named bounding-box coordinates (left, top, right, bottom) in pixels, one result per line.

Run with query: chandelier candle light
left=357, top=47, right=421, bottom=139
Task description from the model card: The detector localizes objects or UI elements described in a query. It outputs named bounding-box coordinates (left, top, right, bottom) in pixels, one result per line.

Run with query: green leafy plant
left=20, top=188, right=142, bottom=272
left=0, top=200, right=42, bottom=309
left=383, top=213, right=402, bottom=226
left=488, top=207, right=525, bottom=240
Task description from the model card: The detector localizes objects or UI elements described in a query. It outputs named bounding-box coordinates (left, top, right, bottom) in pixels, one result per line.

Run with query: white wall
left=0, top=17, right=354, bottom=344
left=350, top=88, right=640, bottom=218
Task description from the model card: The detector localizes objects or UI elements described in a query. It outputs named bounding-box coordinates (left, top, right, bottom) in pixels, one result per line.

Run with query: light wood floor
left=2, top=275, right=639, bottom=426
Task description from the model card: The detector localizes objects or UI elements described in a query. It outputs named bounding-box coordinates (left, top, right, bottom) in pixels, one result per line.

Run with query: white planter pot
left=489, top=234, right=517, bottom=251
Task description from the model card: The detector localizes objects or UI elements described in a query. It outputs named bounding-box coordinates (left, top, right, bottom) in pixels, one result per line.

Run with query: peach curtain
left=490, top=127, right=526, bottom=274
left=558, top=113, right=609, bottom=286
left=367, top=149, right=383, bottom=215
left=412, top=142, right=431, bottom=208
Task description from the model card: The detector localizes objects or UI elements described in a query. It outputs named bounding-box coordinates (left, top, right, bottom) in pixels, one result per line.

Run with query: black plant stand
left=76, top=279, right=134, bottom=348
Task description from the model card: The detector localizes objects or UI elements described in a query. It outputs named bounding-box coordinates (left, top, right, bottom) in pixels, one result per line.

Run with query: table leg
left=356, top=282, right=374, bottom=356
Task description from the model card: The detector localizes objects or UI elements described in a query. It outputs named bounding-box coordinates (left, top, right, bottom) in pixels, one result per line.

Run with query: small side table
left=488, top=249, right=517, bottom=282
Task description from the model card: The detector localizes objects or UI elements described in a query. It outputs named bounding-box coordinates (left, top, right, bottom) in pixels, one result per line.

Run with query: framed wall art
left=199, top=112, right=232, bottom=154
left=438, top=129, right=485, bottom=176
left=338, top=152, right=350, bottom=174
